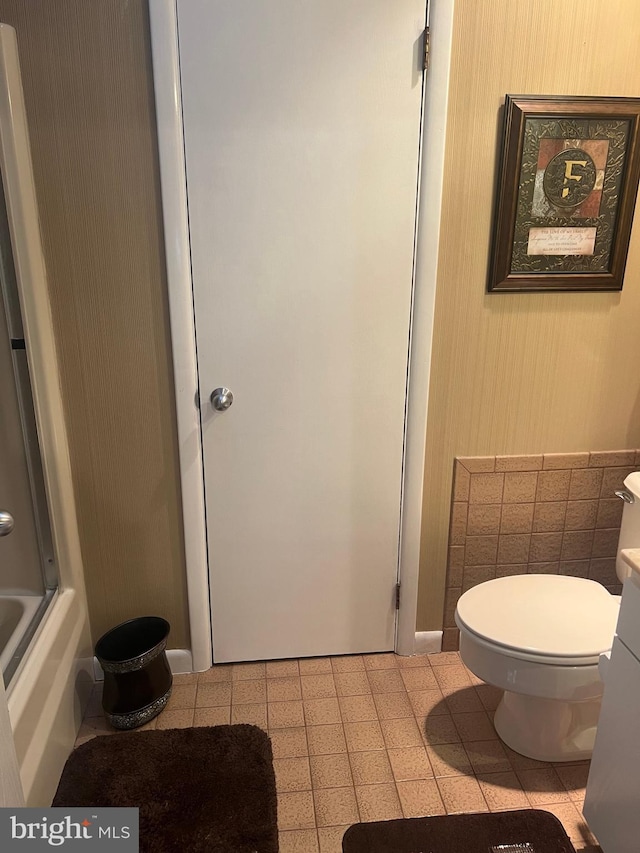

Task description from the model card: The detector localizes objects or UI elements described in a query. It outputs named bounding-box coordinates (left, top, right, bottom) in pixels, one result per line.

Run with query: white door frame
left=149, top=0, right=454, bottom=670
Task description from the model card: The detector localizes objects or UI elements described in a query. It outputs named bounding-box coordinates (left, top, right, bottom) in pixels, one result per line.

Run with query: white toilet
left=454, top=471, right=640, bottom=763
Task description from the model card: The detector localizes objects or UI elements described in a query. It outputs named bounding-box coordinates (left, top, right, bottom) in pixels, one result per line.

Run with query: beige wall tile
left=536, top=470, right=571, bottom=502
left=592, top=528, right=620, bottom=558
left=453, top=461, right=471, bottom=501
left=270, top=728, right=309, bottom=759
left=469, top=473, right=504, bottom=504
left=497, top=534, right=531, bottom=564
left=447, top=546, right=465, bottom=586
left=397, top=779, right=445, bottom=817
left=527, top=562, right=559, bottom=574
left=561, top=531, right=594, bottom=561
left=559, top=559, right=590, bottom=577
left=568, top=469, right=603, bottom=500
left=450, top=502, right=468, bottom=545
left=495, top=563, right=527, bottom=577
left=465, top=536, right=498, bottom=566
left=588, top=558, right=618, bottom=585
left=543, top=453, right=590, bottom=470
left=349, top=750, right=393, bottom=785
left=596, top=498, right=623, bottom=529
left=461, top=566, right=496, bottom=593
left=467, top=504, right=501, bottom=536
left=529, top=533, right=563, bottom=563
left=532, top=501, right=567, bottom=532
left=600, top=466, right=637, bottom=498
left=565, top=500, right=598, bottom=530
left=355, top=783, right=403, bottom=821
left=589, top=450, right=636, bottom=467
left=503, top=472, right=538, bottom=504
left=458, top=456, right=495, bottom=473
left=441, top=629, right=460, bottom=652
left=500, top=503, right=534, bottom=534
left=636, top=450, right=640, bottom=466
left=495, top=455, right=543, bottom=472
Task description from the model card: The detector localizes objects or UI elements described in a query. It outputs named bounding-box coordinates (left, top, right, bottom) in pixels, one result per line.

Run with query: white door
left=177, top=0, right=427, bottom=662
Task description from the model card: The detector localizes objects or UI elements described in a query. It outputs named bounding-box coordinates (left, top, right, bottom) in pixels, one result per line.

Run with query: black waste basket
left=95, top=616, right=172, bottom=730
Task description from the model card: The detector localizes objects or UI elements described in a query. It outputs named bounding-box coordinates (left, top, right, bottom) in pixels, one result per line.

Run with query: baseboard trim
left=414, top=631, right=443, bottom=654
left=92, top=649, right=194, bottom=682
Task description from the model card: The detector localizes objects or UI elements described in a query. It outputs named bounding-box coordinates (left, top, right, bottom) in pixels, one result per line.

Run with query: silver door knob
left=210, top=387, right=233, bottom=411
left=0, top=510, right=15, bottom=536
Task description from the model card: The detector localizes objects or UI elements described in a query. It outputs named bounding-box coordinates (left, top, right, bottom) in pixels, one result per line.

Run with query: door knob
left=0, top=510, right=15, bottom=536
left=210, top=387, right=233, bottom=411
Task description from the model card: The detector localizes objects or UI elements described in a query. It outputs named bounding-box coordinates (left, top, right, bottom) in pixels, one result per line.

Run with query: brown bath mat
left=53, top=724, right=278, bottom=853
left=342, top=808, right=577, bottom=852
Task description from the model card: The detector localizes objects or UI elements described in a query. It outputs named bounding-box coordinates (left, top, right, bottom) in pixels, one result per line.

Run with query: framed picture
left=488, top=95, right=640, bottom=292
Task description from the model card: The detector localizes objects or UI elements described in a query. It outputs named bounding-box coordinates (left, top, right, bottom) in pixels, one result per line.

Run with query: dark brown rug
left=53, top=724, right=278, bottom=853
left=342, top=808, right=577, bottom=852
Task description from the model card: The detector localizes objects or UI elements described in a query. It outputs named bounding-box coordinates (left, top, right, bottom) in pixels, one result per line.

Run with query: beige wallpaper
left=0, top=1, right=189, bottom=647
left=418, top=0, right=640, bottom=629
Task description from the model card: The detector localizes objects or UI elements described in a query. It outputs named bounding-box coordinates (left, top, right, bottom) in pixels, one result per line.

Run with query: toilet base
left=494, top=689, right=601, bottom=762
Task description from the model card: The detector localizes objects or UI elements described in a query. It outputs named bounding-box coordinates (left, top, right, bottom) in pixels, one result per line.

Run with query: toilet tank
left=616, top=472, right=640, bottom=581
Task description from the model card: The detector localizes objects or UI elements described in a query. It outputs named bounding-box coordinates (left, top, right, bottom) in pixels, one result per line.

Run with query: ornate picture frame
left=488, top=95, right=640, bottom=292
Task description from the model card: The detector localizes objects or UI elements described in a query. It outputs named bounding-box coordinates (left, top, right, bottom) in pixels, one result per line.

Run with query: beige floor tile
left=367, top=669, right=405, bottom=694
left=301, top=674, right=337, bottom=700
left=270, top=727, right=309, bottom=759
left=444, top=687, right=484, bottom=714
left=278, top=791, right=316, bottom=830
left=355, top=783, right=403, bottom=822
left=363, top=653, right=399, bottom=670
left=232, top=662, right=266, bottom=680
left=397, top=778, right=446, bottom=818
left=278, top=829, right=319, bottom=853
left=231, top=703, right=267, bottom=729
left=388, top=746, right=433, bottom=781
left=314, top=787, right=359, bottom=827
left=274, top=757, right=313, bottom=792
left=503, top=744, right=551, bottom=771
left=232, top=679, right=267, bottom=704
left=400, top=667, right=438, bottom=691
left=307, top=724, right=347, bottom=756
left=397, top=654, right=432, bottom=668
left=476, top=770, right=530, bottom=810
left=437, top=775, right=489, bottom=814
left=428, top=652, right=462, bottom=666
left=421, top=713, right=461, bottom=745
left=425, top=744, right=473, bottom=777
left=555, top=763, right=590, bottom=801
left=317, top=826, right=349, bottom=853
left=196, top=681, right=232, bottom=707
left=452, top=711, right=497, bottom=742
left=166, top=684, right=197, bottom=710
left=344, top=720, right=385, bottom=752
left=462, top=665, right=485, bottom=686
left=381, top=717, right=423, bottom=749
left=267, top=660, right=300, bottom=678
left=85, top=686, right=104, bottom=718
left=408, top=689, right=447, bottom=717
left=349, top=750, right=394, bottom=786
left=373, top=692, right=413, bottom=720
left=310, top=753, right=353, bottom=789
left=464, top=739, right=511, bottom=773
left=268, top=700, right=305, bottom=729
left=156, top=708, right=194, bottom=729
left=193, top=706, right=231, bottom=727
left=338, top=694, right=378, bottom=723
left=303, top=698, right=342, bottom=726
left=198, top=665, right=232, bottom=683
left=334, top=672, right=372, bottom=696
left=541, top=802, right=598, bottom=849
left=75, top=716, right=117, bottom=746
left=331, top=656, right=365, bottom=673
left=136, top=718, right=158, bottom=732
left=517, top=767, right=572, bottom=805
left=172, top=672, right=198, bottom=685
left=299, top=658, right=333, bottom=675
left=474, top=684, right=504, bottom=711
left=267, top=677, right=303, bottom=703
left=433, top=665, right=473, bottom=691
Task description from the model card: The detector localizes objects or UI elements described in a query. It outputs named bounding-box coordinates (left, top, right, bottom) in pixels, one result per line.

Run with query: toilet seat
left=455, top=574, right=620, bottom=666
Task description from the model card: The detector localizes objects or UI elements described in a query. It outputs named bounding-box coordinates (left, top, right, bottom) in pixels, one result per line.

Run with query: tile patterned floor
left=78, top=652, right=602, bottom=853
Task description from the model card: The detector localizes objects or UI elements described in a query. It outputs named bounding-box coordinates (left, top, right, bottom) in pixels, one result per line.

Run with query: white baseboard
left=92, top=648, right=194, bottom=681
left=414, top=631, right=443, bottom=654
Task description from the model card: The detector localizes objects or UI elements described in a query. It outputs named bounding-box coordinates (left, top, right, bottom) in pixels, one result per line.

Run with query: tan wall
left=418, top=0, right=640, bottom=629
left=0, top=0, right=189, bottom=647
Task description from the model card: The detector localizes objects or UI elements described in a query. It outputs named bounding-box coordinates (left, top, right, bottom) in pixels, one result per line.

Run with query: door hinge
left=395, top=583, right=401, bottom=610
left=423, top=26, right=430, bottom=73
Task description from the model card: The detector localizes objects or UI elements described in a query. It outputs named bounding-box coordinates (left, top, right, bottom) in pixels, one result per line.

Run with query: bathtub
left=0, top=595, right=48, bottom=684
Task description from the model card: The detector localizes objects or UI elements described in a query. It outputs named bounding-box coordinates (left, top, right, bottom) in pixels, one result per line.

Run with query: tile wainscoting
left=442, top=451, right=640, bottom=651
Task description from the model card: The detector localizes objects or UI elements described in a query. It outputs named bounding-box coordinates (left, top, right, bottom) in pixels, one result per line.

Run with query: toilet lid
left=455, top=575, right=619, bottom=660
